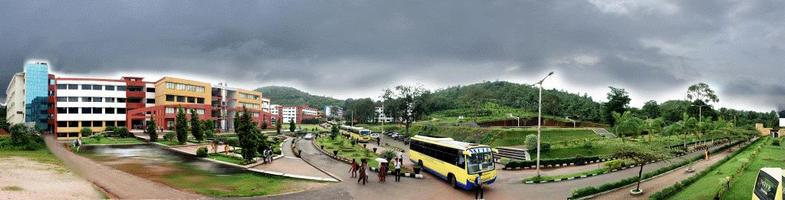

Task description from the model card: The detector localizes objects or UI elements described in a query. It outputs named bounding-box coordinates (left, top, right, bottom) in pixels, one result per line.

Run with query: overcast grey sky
left=1, top=0, right=783, bottom=112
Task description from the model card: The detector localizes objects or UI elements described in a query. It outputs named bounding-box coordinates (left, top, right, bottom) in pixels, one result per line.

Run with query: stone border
left=310, top=138, right=423, bottom=179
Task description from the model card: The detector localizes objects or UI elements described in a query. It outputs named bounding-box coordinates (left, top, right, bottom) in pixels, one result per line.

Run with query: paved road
left=43, top=135, right=204, bottom=199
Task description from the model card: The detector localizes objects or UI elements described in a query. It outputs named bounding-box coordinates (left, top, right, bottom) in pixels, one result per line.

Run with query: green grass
left=525, top=167, right=608, bottom=182
left=208, top=153, right=252, bottom=165
left=82, top=137, right=144, bottom=145
left=316, top=136, right=380, bottom=167
left=490, top=128, right=599, bottom=147
left=667, top=138, right=769, bottom=200
left=161, top=162, right=298, bottom=197
left=299, top=124, right=328, bottom=132
left=157, top=140, right=185, bottom=146
left=0, top=148, right=63, bottom=166
left=723, top=139, right=785, bottom=200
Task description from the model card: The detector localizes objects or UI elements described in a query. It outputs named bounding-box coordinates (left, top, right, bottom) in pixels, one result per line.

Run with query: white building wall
left=5, top=73, right=25, bottom=124
left=55, top=80, right=127, bottom=121
left=282, top=107, right=297, bottom=123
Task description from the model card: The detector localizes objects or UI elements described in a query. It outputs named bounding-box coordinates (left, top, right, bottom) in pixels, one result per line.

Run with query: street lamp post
left=535, top=71, right=554, bottom=177
left=508, top=113, right=520, bottom=127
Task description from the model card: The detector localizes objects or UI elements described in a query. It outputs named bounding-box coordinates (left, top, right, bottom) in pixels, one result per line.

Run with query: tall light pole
left=535, top=71, right=554, bottom=177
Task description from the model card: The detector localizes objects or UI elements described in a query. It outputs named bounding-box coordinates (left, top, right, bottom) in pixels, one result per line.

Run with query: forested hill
left=255, top=86, right=343, bottom=109
left=428, top=81, right=604, bottom=122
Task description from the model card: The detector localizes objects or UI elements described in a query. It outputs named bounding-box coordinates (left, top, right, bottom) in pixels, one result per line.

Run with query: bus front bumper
left=460, top=177, right=496, bottom=190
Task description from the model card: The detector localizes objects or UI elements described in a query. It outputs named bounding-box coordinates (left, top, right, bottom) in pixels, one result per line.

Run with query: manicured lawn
left=161, top=162, right=299, bottom=197
left=299, top=124, right=328, bottom=132
left=82, top=137, right=144, bottom=145
left=723, top=139, right=785, bottom=200
left=539, top=145, right=616, bottom=159
left=316, top=136, right=380, bottom=167
left=491, top=128, right=600, bottom=147
left=208, top=153, right=252, bottom=165
left=667, top=138, right=768, bottom=200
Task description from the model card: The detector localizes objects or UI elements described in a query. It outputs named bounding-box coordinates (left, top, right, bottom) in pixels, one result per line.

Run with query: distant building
left=2, top=60, right=53, bottom=131
left=373, top=106, right=393, bottom=123
left=274, top=104, right=319, bottom=124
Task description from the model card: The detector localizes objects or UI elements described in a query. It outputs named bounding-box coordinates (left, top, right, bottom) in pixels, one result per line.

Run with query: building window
left=105, top=85, right=115, bottom=91
left=57, top=84, right=67, bottom=89
left=82, top=121, right=92, bottom=127
left=57, top=97, right=67, bottom=102
left=105, top=97, right=115, bottom=102
left=57, top=107, right=67, bottom=113
left=117, top=86, right=126, bottom=91
left=93, top=107, right=102, bottom=114
left=68, top=97, right=79, bottom=102
left=105, top=108, right=115, bottom=114
left=93, top=121, right=103, bottom=127
left=165, top=107, right=175, bottom=114
left=146, top=98, right=155, bottom=104
left=117, top=108, right=126, bottom=114
left=81, top=84, right=92, bottom=90
left=82, top=108, right=92, bottom=114
left=197, top=98, right=204, bottom=104
left=176, top=96, right=185, bottom=102
left=106, top=121, right=116, bottom=127
left=67, top=84, right=78, bottom=89
left=117, top=121, right=126, bottom=127
left=187, top=97, right=195, bottom=103
left=68, top=107, right=79, bottom=114
left=118, top=98, right=126, bottom=103
left=92, top=85, right=103, bottom=90
left=146, top=88, right=155, bottom=92
left=93, top=97, right=103, bottom=102
left=81, top=97, right=91, bottom=102
left=166, top=95, right=175, bottom=102
left=68, top=121, right=78, bottom=127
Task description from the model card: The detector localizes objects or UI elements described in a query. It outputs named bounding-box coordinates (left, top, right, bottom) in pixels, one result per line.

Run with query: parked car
left=390, top=133, right=400, bottom=138
left=304, top=133, right=314, bottom=140
left=370, top=133, right=381, bottom=138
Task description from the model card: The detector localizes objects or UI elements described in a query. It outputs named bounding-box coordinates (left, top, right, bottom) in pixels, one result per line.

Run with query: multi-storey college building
left=270, top=104, right=319, bottom=124
left=3, top=60, right=281, bottom=139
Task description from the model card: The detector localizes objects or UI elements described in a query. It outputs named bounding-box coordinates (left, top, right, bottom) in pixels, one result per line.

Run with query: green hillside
left=255, top=86, right=343, bottom=109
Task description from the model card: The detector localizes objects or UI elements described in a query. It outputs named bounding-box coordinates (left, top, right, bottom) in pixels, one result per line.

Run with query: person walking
left=349, top=159, right=359, bottom=178
left=394, top=158, right=402, bottom=182
left=358, top=159, right=368, bottom=185
left=267, top=148, right=274, bottom=163
left=378, top=161, right=387, bottom=183
left=475, top=172, right=484, bottom=200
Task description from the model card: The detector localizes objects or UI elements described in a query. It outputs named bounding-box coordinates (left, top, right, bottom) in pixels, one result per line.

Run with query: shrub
left=381, top=150, right=397, bottom=161
left=7, top=124, right=43, bottom=150
left=163, top=132, right=176, bottom=141
left=115, top=127, right=132, bottom=138
left=525, top=134, right=537, bottom=151
left=604, top=160, right=624, bottom=170
left=80, top=127, right=93, bottom=137
left=196, top=147, right=208, bottom=157
left=583, top=140, right=593, bottom=149
left=541, top=143, right=551, bottom=153
left=772, top=139, right=780, bottom=146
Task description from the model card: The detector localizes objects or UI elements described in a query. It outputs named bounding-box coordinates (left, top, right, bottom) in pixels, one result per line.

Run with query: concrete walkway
left=43, top=134, right=204, bottom=199
left=252, top=137, right=338, bottom=182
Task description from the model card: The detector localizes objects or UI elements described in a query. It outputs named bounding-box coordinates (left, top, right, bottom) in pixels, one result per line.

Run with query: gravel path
left=44, top=134, right=205, bottom=199
left=0, top=157, right=103, bottom=200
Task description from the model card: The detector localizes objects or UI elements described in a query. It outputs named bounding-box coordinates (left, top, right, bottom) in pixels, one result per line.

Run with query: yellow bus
left=408, top=135, right=497, bottom=190
left=339, top=125, right=370, bottom=143
left=753, top=168, right=783, bottom=200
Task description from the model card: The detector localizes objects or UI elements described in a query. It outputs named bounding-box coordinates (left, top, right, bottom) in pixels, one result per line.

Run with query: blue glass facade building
left=24, top=62, right=51, bottom=131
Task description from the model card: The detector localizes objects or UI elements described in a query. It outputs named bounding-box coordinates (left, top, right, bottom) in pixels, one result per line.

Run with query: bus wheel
left=448, top=174, right=457, bottom=188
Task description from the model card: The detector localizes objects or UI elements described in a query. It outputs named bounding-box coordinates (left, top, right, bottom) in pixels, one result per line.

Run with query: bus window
left=456, top=154, right=466, bottom=169
left=467, top=151, right=494, bottom=174
left=754, top=171, right=779, bottom=200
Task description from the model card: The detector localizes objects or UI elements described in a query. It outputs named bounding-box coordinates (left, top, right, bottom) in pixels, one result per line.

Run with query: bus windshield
left=754, top=171, right=779, bottom=200
left=467, top=152, right=494, bottom=174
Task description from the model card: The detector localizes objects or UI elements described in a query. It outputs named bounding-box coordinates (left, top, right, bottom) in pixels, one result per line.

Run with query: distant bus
left=753, top=168, right=783, bottom=200
left=339, top=125, right=370, bottom=143
left=408, top=135, right=497, bottom=190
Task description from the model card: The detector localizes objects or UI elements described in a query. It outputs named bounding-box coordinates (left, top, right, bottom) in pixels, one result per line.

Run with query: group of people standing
left=261, top=147, right=275, bottom=164
left=349, top=156, right=405, bottom=185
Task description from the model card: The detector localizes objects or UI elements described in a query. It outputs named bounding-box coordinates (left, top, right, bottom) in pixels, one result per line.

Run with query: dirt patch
left=0, top=157, right=103, bottom=199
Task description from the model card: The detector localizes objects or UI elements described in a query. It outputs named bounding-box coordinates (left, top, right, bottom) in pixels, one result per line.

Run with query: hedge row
left=648, top=138, right=761, bottom=200
left=568, top=139, right=747, bottom=200
left=504, top=156, right=607, bottom=169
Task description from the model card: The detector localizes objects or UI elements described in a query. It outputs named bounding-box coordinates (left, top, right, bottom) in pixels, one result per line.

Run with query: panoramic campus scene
left=2, top=1, right=785, bottom=200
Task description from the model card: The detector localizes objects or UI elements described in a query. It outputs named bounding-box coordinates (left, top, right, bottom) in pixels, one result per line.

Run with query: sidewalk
left=592, top=148, right=734, bottom=199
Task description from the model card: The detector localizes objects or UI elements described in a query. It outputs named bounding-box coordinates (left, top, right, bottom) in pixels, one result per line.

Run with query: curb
left=310, top=138, right=422, bottom=180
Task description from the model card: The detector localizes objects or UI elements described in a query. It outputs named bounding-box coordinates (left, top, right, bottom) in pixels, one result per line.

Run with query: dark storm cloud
left=0, top=0, right=783, bottom=111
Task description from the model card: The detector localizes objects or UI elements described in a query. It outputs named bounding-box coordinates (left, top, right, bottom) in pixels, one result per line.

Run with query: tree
left=276, top=117, right=283, bottom=134
left=261, top=120, right=268, bottom=130
left=0, top=105, right=8, bottom=131
left=330, top=124, right=339, bottom=140
left=612, top=111, right=644, bottom=142
left=603, top=87, right=631, bottom=126
left=608, top=143, right=669, bottom=194
left=641, top=100, right=660, bottom=119
left=190, top=109, right=204, bottom=141
left=459, top=86, right=492, bottom=122
left=686, top=82, right=719, bottom=105
left=176, top=106, right=188, bottom=144
left=236, top=108, right=260, bottom=162
left=289, top=119, right=296, bottom=132
left=80, top=127, right=93, bottom=137
left=203, top=120, right=215, bottom=139
left=233, top=111, right=240, bottom=132
left=383, top=85, right=431, bottom=136
left=147, top=114, right=157, bottom=142
left=644, top=118, right=664, bottom=141
left=343, top=98, right=375, bottom=123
